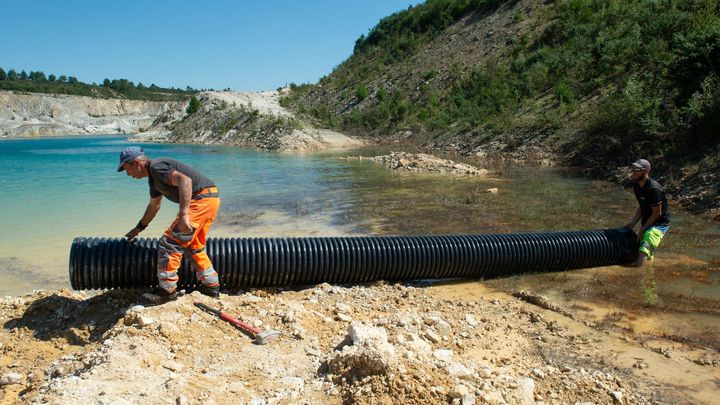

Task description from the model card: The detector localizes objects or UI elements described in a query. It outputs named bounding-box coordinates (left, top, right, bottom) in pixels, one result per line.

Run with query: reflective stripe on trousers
left=639, top=225, right=669, bottom=260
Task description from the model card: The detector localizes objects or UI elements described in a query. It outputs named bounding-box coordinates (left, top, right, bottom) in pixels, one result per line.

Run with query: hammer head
left=255, top=329, right=281, bottom=345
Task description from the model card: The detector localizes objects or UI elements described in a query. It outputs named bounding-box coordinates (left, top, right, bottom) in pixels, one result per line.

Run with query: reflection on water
left=1, top=137, right=719, bottom=349
left=664, top=275, right=720, bottom=301
left=321, top=153, right=720, bottom=350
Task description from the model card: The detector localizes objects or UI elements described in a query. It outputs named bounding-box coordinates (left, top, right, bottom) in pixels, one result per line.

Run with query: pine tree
left=186, top=96, right=201, bottom=114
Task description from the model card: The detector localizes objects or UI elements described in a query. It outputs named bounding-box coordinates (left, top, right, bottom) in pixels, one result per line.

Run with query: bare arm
left=625, top=207, right=642, bottom=230
left=637, top=203, right=662, bottom=237
left=171, top=171, right=193, bottom=233
left=125, top=196, right=162, bottom=241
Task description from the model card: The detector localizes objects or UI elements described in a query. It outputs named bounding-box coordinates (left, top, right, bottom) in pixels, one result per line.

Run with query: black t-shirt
left=633, top=178, right=670, bottom=226
left=147, top=158, right=215, bottom=203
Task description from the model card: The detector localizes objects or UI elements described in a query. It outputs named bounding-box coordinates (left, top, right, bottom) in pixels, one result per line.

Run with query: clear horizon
left=3, top=0, right=422, bottom=92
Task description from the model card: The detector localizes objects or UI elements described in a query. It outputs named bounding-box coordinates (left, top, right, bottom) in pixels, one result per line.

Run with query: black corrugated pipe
left=69, top=228, right=637, bottom=290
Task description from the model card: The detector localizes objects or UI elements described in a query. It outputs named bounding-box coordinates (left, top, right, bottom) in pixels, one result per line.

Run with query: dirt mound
left=1, top=283, right=718, bottom=404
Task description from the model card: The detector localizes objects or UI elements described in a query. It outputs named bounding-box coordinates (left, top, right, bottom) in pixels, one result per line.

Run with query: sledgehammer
left=193, top=302, right=281, bottom=345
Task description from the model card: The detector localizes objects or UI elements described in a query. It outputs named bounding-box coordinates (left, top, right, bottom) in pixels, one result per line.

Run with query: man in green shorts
left=624, top=159, right=671, bottom=267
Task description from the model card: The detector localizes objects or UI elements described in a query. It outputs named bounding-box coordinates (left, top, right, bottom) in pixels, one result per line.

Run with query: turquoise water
left=1, top=136, right=719, bottom=301
left=0, top=136, right=374, bottom=295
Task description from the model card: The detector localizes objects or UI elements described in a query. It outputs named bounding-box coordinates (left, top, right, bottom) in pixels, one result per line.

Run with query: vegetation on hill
left=0, top=67, right=198, bottom=101
left=284, top=0, right=720, bottom=173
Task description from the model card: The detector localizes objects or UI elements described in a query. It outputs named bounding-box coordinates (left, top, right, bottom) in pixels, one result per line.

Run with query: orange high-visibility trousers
left=157, top=188, right=220, bottom=293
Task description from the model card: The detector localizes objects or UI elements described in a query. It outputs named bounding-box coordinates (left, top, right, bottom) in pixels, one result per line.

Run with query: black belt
left=192, top=186, right=219, bottom=200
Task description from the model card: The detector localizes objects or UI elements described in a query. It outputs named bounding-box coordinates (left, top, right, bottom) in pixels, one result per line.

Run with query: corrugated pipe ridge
left=69, top=228, right=636, bottom=290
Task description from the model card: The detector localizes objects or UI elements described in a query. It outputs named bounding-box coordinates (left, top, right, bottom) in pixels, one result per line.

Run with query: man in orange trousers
left=118, top=146, right=221, bottom=304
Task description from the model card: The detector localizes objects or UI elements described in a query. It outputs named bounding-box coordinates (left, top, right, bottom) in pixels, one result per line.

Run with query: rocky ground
left=1, top=280, right=718, bottom=404
left=345, top=151, right=488, bottom=176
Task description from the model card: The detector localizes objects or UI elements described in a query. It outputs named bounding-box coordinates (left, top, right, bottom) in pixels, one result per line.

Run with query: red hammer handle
left=219, top=312, right=261, bottom=334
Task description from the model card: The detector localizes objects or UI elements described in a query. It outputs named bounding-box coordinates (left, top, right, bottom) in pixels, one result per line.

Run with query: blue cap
left=117, top=146, right=145, bottom=172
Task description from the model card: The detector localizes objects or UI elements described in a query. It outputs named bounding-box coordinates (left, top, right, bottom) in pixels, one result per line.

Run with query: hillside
left=284, top=0, right=720, bottom=218
left=134, top=91, right=366, bottom=152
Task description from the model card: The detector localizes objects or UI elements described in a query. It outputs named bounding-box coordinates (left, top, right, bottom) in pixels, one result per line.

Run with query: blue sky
left=3, top=0, right=422, bottom=91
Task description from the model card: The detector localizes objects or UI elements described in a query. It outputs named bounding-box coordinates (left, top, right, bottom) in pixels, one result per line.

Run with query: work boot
left=139, top=288, right=178, bottom=306
left=197, top=285, right=220, bottom=298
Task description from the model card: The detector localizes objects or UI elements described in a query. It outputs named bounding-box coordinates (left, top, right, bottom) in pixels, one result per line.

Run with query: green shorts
left=639, top=225, right=669, bottom=259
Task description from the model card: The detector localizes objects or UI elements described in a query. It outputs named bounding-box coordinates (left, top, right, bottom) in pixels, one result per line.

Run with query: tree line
left=0, top=67, right=199, bottom=101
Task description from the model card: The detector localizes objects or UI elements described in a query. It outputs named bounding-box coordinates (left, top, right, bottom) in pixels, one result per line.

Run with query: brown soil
left=2, top=281, right=718, bottom=404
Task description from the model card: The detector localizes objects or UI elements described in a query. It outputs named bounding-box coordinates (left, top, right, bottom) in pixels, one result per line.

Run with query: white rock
left=433, top=349, right=454, bottom=362
left=281, top=376, right=304, bottom=392
left=477, top=365, right=493, bottom=378
left=480, top=391, right=505, bottom=404
left=424, top=315, right=442, bottom=326
left=399, top=332, right=432, bottom=354
left=126, top=305, right=145, bottom=313
left=449, top=384, right=470, bottom=398
left=336, top=313, right=353, bottom=322
left=435, top=320, right=452, bottom=337
left=348, top=322, right=388, bottom=345
left=465, top=314, right=479, bottom=327
left=243, top=293, right=264, bottom=303
left=516, top=377, right=535, bottom=403
left=531, top=368, right=545, bottom=379
left=162, top=360, right=183, bottom=372
left=611, top=391, right=624, bottom=404
left=446, top=362, right=474, bottom=380
left=347, top=322, right=395, bottom=356
left=229, top=381, right=245, bottom=393
left=0, top=373, right=23, bottom=386
left=138, top=315, right=155, bottom=327
left=425, top=330, right=441, bottom=343
left=100, top=397, right=134, bottom=405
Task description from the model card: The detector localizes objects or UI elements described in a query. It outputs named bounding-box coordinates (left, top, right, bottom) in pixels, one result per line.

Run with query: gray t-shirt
left=147, top=158, right=215, bottom=203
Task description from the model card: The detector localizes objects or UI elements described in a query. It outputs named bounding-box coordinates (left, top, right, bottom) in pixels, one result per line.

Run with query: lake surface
left=1, top=136, right=719, bottom=347
left=0, top=136, right=383, bottom=294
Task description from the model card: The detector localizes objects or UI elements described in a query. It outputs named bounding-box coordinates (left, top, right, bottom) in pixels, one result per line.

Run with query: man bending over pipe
left=624, top=158, right=671, bottom=267
left=117, top=146, right=221, bottom=304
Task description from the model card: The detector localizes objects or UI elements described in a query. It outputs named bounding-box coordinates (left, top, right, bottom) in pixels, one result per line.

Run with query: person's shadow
left=3, top=290, right=139, bottom=346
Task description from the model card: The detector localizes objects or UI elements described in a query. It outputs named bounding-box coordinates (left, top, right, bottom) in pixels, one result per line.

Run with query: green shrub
left=355, top=83, right=369, bottom=101
left=186, top=96, right=201, bottom=115
left=554, top=80, right=574, bottom=103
